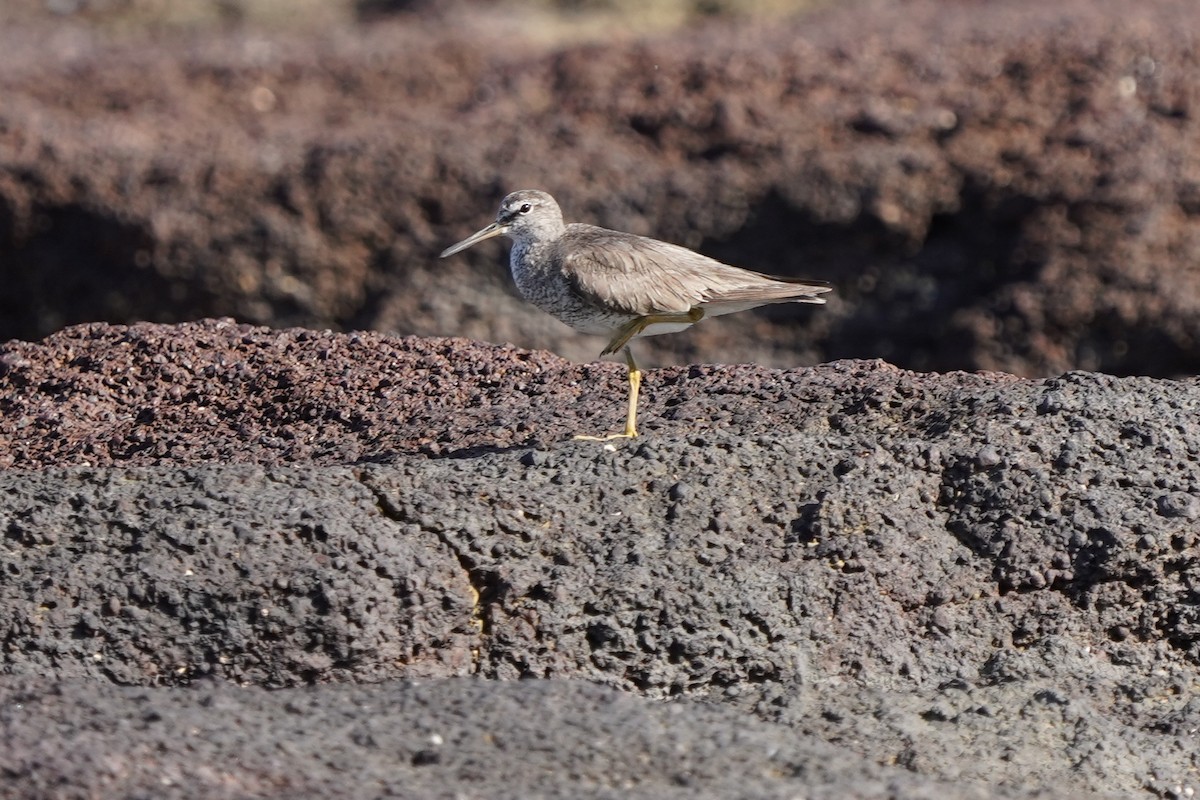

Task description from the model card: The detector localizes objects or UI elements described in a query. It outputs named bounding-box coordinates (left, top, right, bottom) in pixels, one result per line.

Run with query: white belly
left=635, top=321, right=696, bottom=338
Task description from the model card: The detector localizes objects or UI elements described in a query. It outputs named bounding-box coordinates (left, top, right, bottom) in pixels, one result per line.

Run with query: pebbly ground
left=1, top=321, right=1198, bottom=798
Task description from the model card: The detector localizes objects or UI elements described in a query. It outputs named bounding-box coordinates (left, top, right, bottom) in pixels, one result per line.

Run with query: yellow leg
left=575, top=347, right=642, bottom=441
left=622, top=347, right=641, bottom=438
left=576, top=309, right=702, bottom=441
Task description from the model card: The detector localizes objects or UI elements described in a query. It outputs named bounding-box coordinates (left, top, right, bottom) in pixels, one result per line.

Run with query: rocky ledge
left=1, top=320, right=1198, bottom=798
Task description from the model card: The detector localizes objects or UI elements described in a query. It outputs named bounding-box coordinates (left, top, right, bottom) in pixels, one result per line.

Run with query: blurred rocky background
left=3, top=0, right=1198, bottom=376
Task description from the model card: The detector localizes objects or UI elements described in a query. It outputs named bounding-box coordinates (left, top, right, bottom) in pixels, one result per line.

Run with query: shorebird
left=439, top=189, right=831, bottom=440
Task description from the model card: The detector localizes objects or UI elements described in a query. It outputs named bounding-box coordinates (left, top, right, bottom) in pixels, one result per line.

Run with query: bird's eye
left=519, top=203, right=532, bottom=214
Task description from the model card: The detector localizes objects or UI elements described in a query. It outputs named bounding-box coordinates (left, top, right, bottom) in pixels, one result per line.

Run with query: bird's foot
left=573, top=430, right=638, bottom=442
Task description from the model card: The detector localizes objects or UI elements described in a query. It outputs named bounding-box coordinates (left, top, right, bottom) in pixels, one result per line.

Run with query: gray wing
left=558, top=224, right=831, bottom=317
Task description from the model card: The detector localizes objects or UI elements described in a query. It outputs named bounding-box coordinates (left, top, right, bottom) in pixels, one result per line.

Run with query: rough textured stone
left=2, top=0, right=1200, bottom=376
left=0, top=465, right=476, bottom=685
left=2, top=321, right=1199, bottom=797
left=0, top=678, right=1031, bottom=800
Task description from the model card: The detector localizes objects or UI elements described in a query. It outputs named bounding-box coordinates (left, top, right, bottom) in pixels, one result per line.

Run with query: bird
left=439, top=189, right=831, bottom=440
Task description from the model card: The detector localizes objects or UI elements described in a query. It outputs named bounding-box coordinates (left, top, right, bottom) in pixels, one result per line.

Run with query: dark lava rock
left=0, top=678, right=1028, bottom=799
left=2, top=0, right=1200, bottom=377
left=2, top=320, right=1199, bottom=797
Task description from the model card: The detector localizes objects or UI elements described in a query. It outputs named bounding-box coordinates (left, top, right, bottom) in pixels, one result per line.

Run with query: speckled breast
left=508, top=244, right=634, bottom=336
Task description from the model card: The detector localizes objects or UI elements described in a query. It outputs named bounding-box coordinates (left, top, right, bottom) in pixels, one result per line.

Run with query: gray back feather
left=557, top=224, right=830, bottom=317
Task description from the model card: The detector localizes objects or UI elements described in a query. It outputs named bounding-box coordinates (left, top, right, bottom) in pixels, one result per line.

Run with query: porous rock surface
left=2, top=0, right=1200, bottom=376
left=1, top=678, right=1020, bottom=800
left=1, top=320, right=1199, bottom=798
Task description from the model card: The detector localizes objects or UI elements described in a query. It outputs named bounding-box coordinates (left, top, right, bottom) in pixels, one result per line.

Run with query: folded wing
left=558, top=225, right=831, bottom=319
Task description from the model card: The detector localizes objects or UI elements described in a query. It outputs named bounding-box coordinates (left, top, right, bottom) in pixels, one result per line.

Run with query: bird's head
left=440, top=189, right=564, bottom=257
